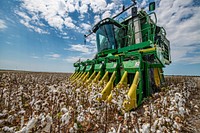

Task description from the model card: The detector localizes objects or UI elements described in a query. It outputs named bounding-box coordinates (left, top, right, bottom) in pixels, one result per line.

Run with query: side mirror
left=131, top=7, right=137, bottom=17
left=149, top=2, right=155, bottom=11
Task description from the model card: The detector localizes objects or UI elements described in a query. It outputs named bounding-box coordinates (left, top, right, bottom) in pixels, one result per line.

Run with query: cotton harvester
left=70, top=1, right=171, bottom=111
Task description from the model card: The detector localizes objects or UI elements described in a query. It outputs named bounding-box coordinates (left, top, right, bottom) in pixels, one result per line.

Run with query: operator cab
left=92, top=18, right=124, bottom=53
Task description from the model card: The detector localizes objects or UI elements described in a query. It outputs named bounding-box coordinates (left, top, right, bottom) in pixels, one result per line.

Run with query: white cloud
left=62, top=36, right=70, bottom=39
left=81, top=0, right=91, bottom=5
left=16, top=0, right=124, bottom=37
left=50, top=54, right=60, bottom=58
left=66, top=44, right=90, bottom=53
left=64, top=17, right=75, bottom=29
left=178, top=55, right=200, bottom=64
left=86, top=33, right=96, bottom=45
left=46, top=54, right=61, bottom=60
left=0, top=19, right=7, bottom=30
left=47, top=15, right=64, bottom=30
left=102, top=10, right=111, bottom=19
left=16, top=10, right=49, bottom=34
left=19, top=19, right=48, bottom=34
left=106, top=3, right=115, bottom=10
left=17, top=0, right=200, bottom=65
left=79, top=4, right=88, bottom=14
left=66, top=1, right=76, bottom=13
left=65, top=43, right=97, bottom=55
left=16, top=11, right=31, bottom=21
left=156, top=0, right=200, bottom=64
left=31, top=56, right=39, bottom=59
left=140, top=0, right=147, bottom=8
left=63, top=56, right=88, bottom=63
left=81, top=23, right=91, bottom=31
left=90, top=0, right=107, bottom=13
left=17, top=0, right=74, bottom=32
left=94, top=15, right=101, bottom=25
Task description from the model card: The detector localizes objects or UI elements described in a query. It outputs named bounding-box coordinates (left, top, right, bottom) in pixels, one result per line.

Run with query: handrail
left=114, top=11, right=158, bottom=47
left=161, top=27, right=166, bottom=36
left=148, top=12, right=157, bottom=24
left=116, top=24, right=154, bottom=46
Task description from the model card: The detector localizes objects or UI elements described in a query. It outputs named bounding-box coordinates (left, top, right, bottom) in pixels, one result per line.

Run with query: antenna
left=84, top=34, right=87, bottom=45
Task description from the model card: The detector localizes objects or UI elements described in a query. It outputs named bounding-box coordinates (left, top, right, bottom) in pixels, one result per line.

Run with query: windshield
left=96, top=24, right=118, bottom=52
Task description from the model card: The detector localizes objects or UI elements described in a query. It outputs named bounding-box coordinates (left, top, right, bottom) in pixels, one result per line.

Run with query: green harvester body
left=71, top=2, right=171, bottom=111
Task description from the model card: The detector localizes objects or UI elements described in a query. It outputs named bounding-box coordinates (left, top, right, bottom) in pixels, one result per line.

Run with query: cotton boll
left=152, top=112, right=157, bottom=119
left=108, top=127, right=116, bottom=133
left=39, top=113, right=46, bottom=122
left=69, top=127, right=75, bottom=133
left=111, top=99, right=117, bottom=104
left=76, top=88, right=81, bottom=93
left=6, top=115, right=15, bottom=125
left=2, top=70, right=197, bottom=132
left=151, top=119, right=158, bottom=132
left=76, top=100, right=80, bottom=106
left=61, top=107, right=68, bottom=113
left=35, top=104, right=41, bottom=111
left=190, top=101, right=193, bottom=106
left=73, top=122, right=78, bottom=130
left=124, top=113, right=129, bottom=120
left=26, top=117, right=38, bottom=131
left=0, top=120, right=6, bottom=127
left=141, top=123, right=150, bottom=133
left=174, top=93, right=181, bottom=102
left=77, top=105, right=83, bottom=113
left=0, top=112, right=8, bottom=119
left=16, top=125, right=26, bottom=132
left=18, top=110, right=26, bottom=115
left=125, top=95, right=130, bottom=101
left=194, top=105, right=199, bottom=109
left=29, top=98, right=35, bottom=106
left=2, top=126, right=15, bottom=133
left=96, top=93, right=102, bottom=99
left=20, top=116, right=24, bottom=128
left=77, top=112, right=85, bottom=123
left=89, top=107, right=96, bottom=114
left=177, top=100, right=184, bottom=108
left=19, top=86, right=23, bottom=91
left=44, top=107, right=49, bottom=113
left=163, top=97, right=168, bottom=107
left=156, top=130, right=162, bottom=133
left=61, top=111, right=71, bottom=125
left=121, top=125, right=128, bottom=132
left=178, top=107, right=185, bottom=117
left=173, top=121, right=181, bottom=131
left=42, top=114, right=52, bottom=132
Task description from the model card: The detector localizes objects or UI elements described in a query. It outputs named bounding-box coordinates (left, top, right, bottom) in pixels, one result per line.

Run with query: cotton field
left=0, top=71, right=199, bottom=133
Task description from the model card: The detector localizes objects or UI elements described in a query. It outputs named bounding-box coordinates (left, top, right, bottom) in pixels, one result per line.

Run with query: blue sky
left=0, top=0, right=200, bottom=75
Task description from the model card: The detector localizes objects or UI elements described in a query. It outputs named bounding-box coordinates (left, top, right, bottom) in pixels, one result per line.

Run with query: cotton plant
left=2, top=126, right=15, bottom=133
left=15, top=116, right=38, bottom=133
left=108, top=127, right=117, bottom=133
left=60, top=107, right=71, bottom=126
left=69, top=122, right=78, bottom=133
left=76, top=112, right=85, bottom=123
left=109, top=86, right=129, bottom=112
left=0, top=72, right=199, bottom=132
left=40, top=113, right=52, bottom=132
